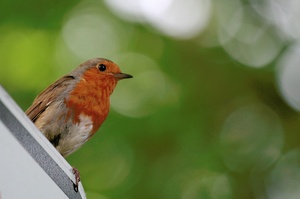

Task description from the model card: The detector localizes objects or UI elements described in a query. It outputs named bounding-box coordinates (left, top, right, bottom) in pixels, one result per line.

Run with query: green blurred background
left=1, top=0, right=300, bottom=198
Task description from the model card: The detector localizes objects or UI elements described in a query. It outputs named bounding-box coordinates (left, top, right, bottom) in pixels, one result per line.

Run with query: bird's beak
left=114, top=73, right=133, bottom=80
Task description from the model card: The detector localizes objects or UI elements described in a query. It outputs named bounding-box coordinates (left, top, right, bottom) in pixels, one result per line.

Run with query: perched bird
left=25, top=58, right=132, bottom=190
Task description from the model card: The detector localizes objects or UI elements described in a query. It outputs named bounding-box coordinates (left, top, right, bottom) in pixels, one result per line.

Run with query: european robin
left=25, top=58, right=132, bottom=191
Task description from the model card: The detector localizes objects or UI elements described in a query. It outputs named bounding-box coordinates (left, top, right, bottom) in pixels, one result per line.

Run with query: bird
left=25, top=58, right=132, bottom=191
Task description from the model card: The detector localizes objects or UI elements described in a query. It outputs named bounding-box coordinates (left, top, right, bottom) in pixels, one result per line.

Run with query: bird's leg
left=72, top=167, right=81, bottom=192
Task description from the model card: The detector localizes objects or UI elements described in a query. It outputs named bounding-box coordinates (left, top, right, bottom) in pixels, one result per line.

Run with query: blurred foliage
left=1, top=0, right=300, bottom=199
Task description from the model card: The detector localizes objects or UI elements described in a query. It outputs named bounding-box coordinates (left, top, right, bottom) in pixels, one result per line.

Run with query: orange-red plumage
left=65, top=67, right=114, bottom=134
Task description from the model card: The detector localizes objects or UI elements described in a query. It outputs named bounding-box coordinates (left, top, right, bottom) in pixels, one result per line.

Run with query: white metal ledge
left=0, top=85, right=86, bottom=199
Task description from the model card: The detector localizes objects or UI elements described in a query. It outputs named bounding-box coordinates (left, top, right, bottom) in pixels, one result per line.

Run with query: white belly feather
left=57, top=114, right=93, bottom=157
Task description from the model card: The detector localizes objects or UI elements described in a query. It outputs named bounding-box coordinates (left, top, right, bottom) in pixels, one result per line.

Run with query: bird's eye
left=98, top=64, right=106, bottom=71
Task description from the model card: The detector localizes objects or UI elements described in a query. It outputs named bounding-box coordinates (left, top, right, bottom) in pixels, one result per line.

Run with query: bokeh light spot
left=220, top=104, right=284, bottom=172
left=62, top=12, right=119, bottom=59
left=276, top=43, right=300, bottom=111
left=217, top=4, right=283, bottom=67
left=61, top=1, right=128, bottom=61
left=104, top=0, right=211, bottom=39
left=145, top=0, right=212, bottom=39
left=139, top=0, right=173, bottom=19
left=104, top=0, right=145, bottom=22
left=266, top=149, right=300, bottom=199
left=255, top=0, right=300, bottom=41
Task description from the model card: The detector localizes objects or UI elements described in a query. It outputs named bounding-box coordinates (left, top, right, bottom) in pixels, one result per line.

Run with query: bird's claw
left=72, top=167, right=81, bottom=192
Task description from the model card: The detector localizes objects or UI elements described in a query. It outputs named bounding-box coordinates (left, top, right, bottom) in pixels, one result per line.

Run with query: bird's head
left=71, top=58, right=132, bottom=94
left=80, top=58, right=132, bottom=80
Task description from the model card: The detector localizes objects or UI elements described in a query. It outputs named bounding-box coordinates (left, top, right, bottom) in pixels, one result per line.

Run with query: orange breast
left=65, top=68, right=116, bottom=135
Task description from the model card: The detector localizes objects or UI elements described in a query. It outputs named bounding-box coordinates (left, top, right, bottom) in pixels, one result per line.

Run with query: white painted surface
left=0, top=121, right=68, bottom=199
left=0, top=85, right=86, bottom=199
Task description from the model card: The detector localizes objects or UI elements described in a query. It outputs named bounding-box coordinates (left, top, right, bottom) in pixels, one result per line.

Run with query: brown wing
left=26, top=75, right=75, bottom=122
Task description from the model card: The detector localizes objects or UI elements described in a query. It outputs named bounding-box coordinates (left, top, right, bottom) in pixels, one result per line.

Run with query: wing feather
left=26, top=75, right=75, bottom=122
